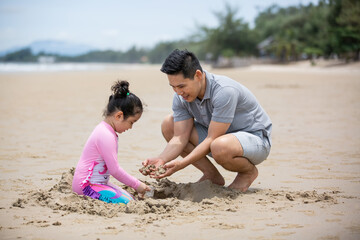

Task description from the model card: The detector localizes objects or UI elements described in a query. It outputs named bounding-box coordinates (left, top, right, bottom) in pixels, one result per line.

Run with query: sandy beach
left=0, top=61, right=359, bottom=240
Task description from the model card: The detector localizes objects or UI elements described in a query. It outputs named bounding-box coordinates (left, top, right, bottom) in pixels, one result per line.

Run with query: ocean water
left=0, top=63, right=150, bottom=73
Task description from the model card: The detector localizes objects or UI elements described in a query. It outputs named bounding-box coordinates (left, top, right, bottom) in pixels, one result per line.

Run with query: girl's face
left=114, top=111, right=142, bottom=134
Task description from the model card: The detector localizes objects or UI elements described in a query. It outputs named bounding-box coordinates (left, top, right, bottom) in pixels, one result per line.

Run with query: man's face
left=168, top=72, right=202, bottom=102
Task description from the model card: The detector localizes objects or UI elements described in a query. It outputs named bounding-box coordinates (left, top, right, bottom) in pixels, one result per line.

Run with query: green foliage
left=254, top=2, right=332, bottom=61
left=254, top=0, right=359, bottom=61
left=58, top=46, right=148, bottom=63
left=303, top=47, right=324, bottom=56
left=1, top=48, right=37, bottom=62
left=328, top=0, right=360, bottom=60
left=147, top=41, right=178, bottom=63
left=197, top=3, right=258, bottom=60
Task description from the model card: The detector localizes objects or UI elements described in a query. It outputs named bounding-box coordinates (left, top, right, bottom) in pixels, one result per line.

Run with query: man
left=141, top=49, right=272, bottom=192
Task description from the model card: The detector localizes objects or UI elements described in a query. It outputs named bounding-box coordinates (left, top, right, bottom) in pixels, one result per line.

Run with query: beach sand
left=0, top=61, right=359, bottom=239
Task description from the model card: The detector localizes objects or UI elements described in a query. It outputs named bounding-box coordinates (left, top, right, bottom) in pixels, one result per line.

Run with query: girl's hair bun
left=104, top=80, right=142, bottom=119
left=111, top=80, right=130, bottom=98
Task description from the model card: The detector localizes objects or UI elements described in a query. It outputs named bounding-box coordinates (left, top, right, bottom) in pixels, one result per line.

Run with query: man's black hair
left=160, top=49, right=203, bottom=79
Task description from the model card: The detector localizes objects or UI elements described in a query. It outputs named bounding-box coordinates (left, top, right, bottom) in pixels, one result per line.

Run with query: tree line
left=1, top=0, right=359, bottom=64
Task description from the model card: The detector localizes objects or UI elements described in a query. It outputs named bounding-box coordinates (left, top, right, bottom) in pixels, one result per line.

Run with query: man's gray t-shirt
left=172, top=70, right=272, bottom=144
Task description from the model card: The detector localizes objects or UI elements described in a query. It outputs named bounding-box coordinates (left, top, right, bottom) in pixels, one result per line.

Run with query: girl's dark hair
left=103, top=80, right=143, bottom=119
left=160, top=49, right=203, bottom=79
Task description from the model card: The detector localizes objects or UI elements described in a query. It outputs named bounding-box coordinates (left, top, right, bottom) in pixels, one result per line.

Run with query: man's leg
left=161, top=115, right=225, bottom=186
left=210, top=134, right=258, bottom=192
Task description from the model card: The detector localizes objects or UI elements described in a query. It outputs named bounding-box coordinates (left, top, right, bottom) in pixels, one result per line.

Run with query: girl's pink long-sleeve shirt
left=72, top=121, right=140, bottom=194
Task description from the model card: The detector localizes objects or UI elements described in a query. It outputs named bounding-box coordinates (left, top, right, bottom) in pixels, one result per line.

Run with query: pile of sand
left=12, top=168, right=340, bottom=218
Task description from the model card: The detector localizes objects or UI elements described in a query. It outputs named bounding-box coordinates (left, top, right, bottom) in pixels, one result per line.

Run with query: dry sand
left=0, top=61, right=359, bottom=239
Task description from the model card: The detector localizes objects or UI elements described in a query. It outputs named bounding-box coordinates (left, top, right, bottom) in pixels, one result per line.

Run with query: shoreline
left=0, top=60, right=359, bottom=74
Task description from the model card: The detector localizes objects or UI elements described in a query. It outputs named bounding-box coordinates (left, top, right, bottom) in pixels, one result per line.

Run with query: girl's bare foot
left=228, top=165, right=258, bottom=192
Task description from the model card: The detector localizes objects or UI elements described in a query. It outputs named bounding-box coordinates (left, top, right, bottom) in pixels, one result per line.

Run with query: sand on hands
left=139, top=164, right=166, bottom=177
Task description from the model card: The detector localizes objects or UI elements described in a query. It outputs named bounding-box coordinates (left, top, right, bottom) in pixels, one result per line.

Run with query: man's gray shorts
left=194, top=122, right=271, bottom=165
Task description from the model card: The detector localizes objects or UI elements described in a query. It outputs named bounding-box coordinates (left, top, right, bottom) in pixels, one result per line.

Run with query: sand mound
left=12, top=168, right=340, bottom=218
left=151, top=178, right=240, bottom=202
left=12, top=168, right=241, bottom=217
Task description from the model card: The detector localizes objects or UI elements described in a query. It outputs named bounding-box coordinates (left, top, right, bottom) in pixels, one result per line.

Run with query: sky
left=0, top=0, right=320, bottom=52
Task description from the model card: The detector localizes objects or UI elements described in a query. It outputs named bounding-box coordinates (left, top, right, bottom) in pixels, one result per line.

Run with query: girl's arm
left=97, top=133, right=141, bottom=190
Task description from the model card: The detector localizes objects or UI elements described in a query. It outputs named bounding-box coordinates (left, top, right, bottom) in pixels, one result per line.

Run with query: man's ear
left=194, top=70, right=203, bottom=81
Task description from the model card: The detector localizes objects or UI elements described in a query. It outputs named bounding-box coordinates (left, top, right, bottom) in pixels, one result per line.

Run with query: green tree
left=254, top=2, right=331, bottom=62
left=122, top=46, right=147, bottom=63
left=1, top=48, right=37, bottom=62
left=147, top=41, right=178, bottom=63
left=197, top=3, right=257, bottom=60
left=328, top=0, right=360, bottom=60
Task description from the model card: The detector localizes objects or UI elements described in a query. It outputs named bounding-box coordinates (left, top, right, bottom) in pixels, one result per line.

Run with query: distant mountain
left=0, top=40, right=96, bottom=57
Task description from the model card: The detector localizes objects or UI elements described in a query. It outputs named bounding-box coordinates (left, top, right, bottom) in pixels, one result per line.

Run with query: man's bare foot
left=197, top=173, right=225, bottom=186
left=228, top=165, right=258, bottom=192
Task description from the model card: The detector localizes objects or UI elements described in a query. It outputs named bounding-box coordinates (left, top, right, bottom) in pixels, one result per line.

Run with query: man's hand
left=139, top=157, right=166, bottom=176
left=153, top=159, right=183, bottom=179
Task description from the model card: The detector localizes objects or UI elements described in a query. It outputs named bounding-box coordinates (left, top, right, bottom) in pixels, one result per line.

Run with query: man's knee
left=161, top=114, right=174, bottom=141
left=210, top=137, right=230, bottom=165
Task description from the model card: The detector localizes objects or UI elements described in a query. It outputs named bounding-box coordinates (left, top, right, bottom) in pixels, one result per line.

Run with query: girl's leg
left=83, top=183, right=134, bottom=205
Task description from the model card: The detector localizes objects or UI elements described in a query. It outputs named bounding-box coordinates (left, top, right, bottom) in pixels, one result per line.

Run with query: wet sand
left=0, top=61, right=359, bottom=239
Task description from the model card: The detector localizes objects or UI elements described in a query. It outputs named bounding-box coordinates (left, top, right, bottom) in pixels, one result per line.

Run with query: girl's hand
left=136, top=182, right=151, bottom=199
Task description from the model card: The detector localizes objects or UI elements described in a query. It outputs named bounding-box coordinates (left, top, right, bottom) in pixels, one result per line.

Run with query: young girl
left=72, top=80, right=150, bottom=205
